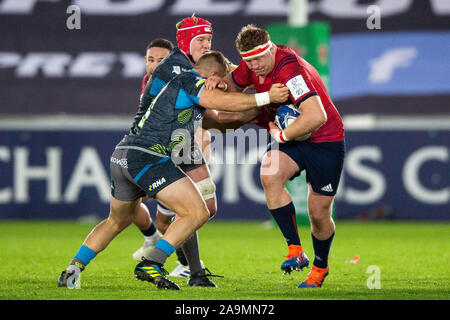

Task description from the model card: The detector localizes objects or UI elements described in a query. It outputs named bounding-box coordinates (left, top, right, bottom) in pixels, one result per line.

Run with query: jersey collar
left=189, top=70, right=202, bottom=77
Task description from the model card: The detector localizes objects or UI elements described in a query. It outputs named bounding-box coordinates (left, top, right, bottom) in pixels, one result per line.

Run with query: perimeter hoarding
left=0, top=126, right=448, bottom=220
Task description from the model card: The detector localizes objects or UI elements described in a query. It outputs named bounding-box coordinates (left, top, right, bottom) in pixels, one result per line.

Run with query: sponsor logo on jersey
left=172, top=66, right=181, bottom=74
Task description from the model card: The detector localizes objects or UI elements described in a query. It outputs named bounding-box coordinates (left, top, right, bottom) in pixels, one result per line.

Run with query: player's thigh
left=301, top=141, right=345, bottom=197
left=178, top=142, right=209, bottom=182
left=133, top=202, right=152, bottom=228
left=110, top=148, right=146, bottom=202
left=195, top=127, right=211, bottom=162
left=184, top=163, right=211, bottom=183
left=109, top=195, right=141, bottom=226
left=110, top=148, right=146, bottom=224
left=307, top=183, right=334, bottom=216
left=131, top=157, right=209, bottom=222
left=154, top=176, right=207, bottom=219
left=260, top=149, right=300, bottom=186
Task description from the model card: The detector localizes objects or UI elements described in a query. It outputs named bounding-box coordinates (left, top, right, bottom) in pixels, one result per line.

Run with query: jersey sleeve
left=149, top=65, right=171, bottom=97
left=231, top=60, right=253, bottom=88
left=174, top=73, right=206, bottom=109
left=281, top=63, right=318, bottom=107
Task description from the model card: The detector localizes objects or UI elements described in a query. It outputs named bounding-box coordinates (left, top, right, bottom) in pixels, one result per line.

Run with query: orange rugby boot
left=297, top=265, right=329, bottom=288
left=281, top=244, right=309, bottom=274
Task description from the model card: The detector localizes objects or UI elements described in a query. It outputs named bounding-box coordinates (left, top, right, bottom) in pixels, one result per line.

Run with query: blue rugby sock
left=269, top=202, right=301, bottom=246
left=72, top=245, right=97, bottom=269
left=147, top=239, right=175, bottom=266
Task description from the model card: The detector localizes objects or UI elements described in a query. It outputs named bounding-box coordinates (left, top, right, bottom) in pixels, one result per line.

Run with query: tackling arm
left=198, top=83, right=289, bottom=112
left=215, top=74, right=260, bottom=123
left=201, top=72, right=263, bottom=128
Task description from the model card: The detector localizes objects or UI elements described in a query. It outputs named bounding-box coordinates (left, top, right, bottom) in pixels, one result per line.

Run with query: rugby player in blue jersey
left=130, top=38, right=196, bottom=277
left=131, top=38, right=172, bottom=264
left=58, top=50, right=290, bottom=290
left=130, top=17, right=239, bottom=286
left=132, top=37, right=211, bottom=281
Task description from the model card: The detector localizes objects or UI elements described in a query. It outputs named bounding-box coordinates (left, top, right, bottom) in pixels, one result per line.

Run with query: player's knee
left=308, top=205, right=332, bottom=228
left=170, top=198, right=206, bottom=222
left=196, top=178, right=216, bottom=203
left=186, top=203, right=210, bottom=228
left=155, top=208, right=174, bottom=234
left=308, top=195, right=333, bottom=217
left=260, top=173, right=281, bottom=190
left=108, top=204, right=136, bottom=232
left=195, top=177, right=217, bottom=218
left=205, top=198, right=217, bottom=218
left=197, top=206, right=210, bottom=226
left=106, top=215, right=130, bottom=234
left=155, top=218, right=169, bottom=234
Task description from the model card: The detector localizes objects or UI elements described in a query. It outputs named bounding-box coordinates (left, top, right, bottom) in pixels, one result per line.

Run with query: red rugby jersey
left=232, top=44, right=344, bottom=143
left=141, top=74, right=149, bottom=95
left=139, top=74, right=150, bottom=105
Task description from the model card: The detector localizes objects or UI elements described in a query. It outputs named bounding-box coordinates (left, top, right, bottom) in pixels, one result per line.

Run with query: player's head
left=145, top=38, right=174, bottom=76
left=176, top=14, right=213, bottom=64
left=194, top=51, right=229, bottom=79
left=235, top=24, right=276, bottom=77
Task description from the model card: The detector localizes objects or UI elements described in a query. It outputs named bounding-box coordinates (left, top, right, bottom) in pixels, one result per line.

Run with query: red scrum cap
left=176, top=15, right=213, bottom=57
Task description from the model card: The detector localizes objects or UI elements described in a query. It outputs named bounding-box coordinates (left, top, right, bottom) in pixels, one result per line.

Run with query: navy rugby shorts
left=266, top=139, right=345, bottom=196
left=110, top=148, right=186, bottom=201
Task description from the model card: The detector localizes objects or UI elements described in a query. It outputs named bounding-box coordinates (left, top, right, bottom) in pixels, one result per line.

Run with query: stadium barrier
left=0, top=115, right=448, bottom=221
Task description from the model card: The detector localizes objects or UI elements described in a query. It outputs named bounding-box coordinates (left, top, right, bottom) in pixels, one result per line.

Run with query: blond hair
left=196, top=51, right=229, bottom=78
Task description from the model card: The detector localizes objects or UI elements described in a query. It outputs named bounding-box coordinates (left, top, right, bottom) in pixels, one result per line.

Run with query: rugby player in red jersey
left=214, top=24, right=345, bottom=288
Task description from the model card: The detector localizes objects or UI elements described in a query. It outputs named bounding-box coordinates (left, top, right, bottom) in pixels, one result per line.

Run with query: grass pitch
left=0, top=220, right=448, bottom=300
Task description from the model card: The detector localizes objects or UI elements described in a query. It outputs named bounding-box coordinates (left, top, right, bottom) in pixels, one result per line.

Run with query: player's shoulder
left=178, top=70, right=205, bottom=85
left=169, top=70, right=204, bottom=89
left=272, top=45, right=307, bottom=81
left=274, top=45, right=302, bottom=69
left=153, top=48, right=192, bottom=80
left=165, top=48, right=192, bottom=69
